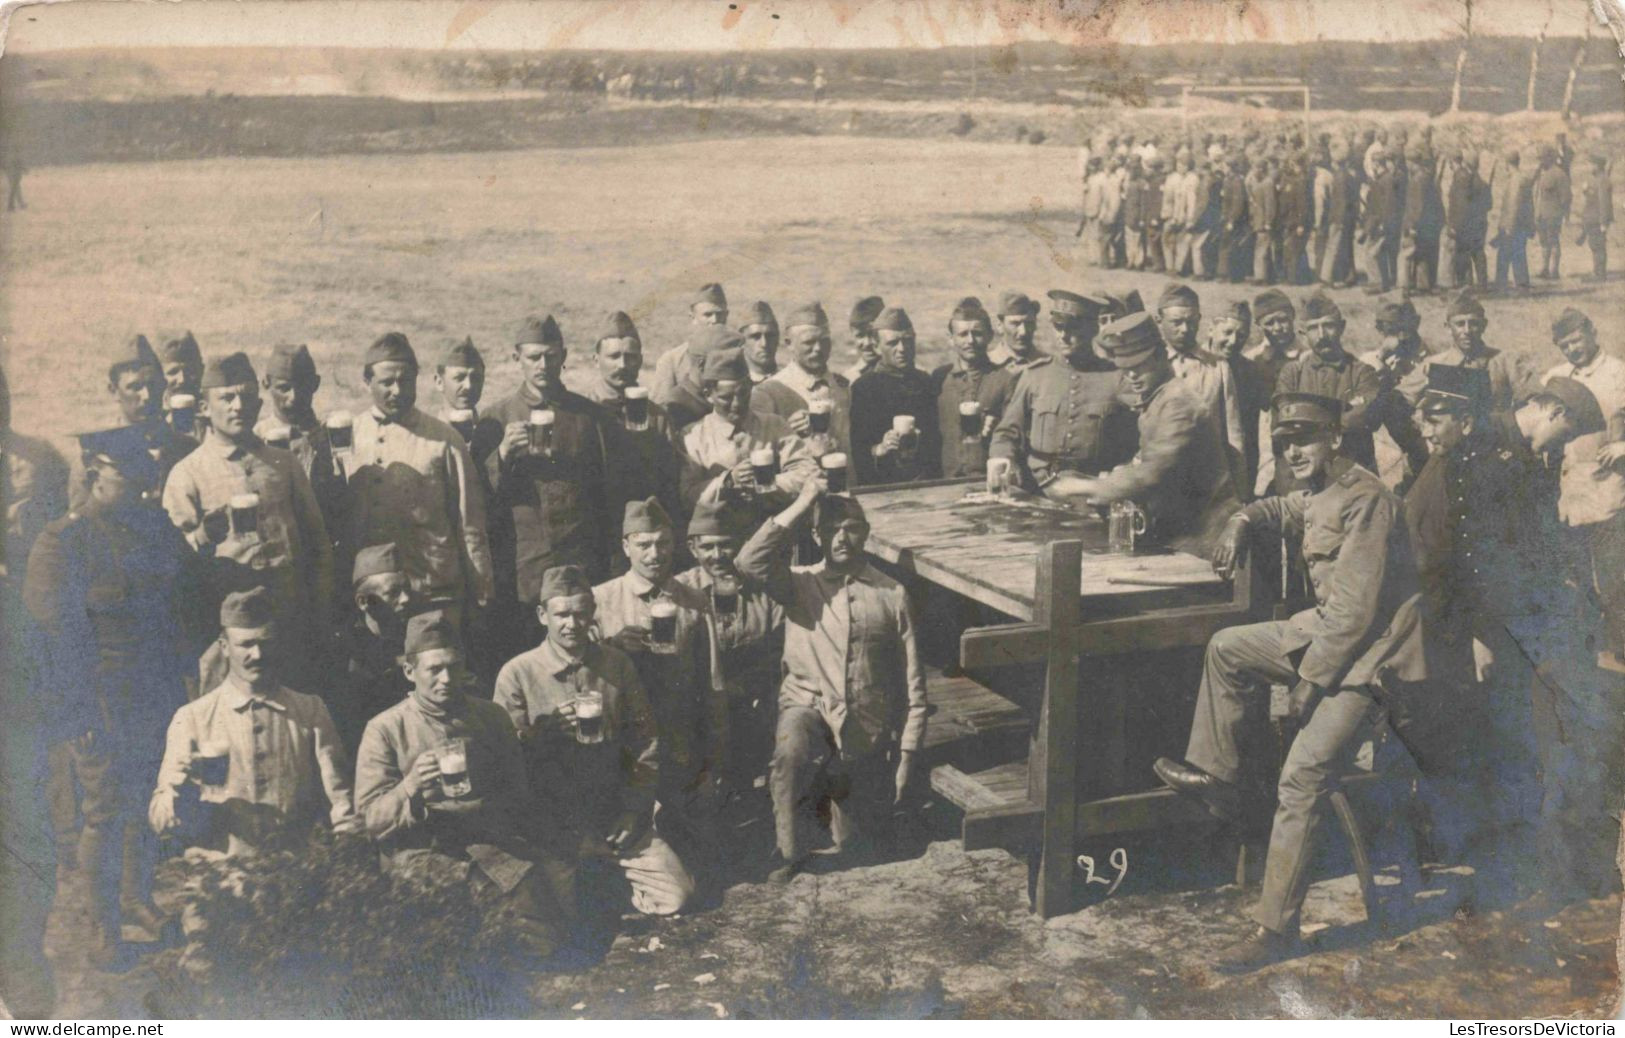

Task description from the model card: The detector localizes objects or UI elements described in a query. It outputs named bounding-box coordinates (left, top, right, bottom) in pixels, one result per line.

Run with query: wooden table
left=855, top=478, right=1263, bottom=917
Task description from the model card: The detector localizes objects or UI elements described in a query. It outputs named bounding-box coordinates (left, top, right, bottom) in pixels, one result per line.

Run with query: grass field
left=3, top=133, right=1622, bottom=456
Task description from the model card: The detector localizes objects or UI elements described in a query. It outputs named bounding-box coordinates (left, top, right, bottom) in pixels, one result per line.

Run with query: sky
left=1, top=0, right=1607, bottom=54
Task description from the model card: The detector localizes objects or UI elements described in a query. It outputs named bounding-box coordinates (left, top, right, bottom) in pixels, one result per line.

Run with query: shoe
left=119, top=900, right=171, bottom=943
left=1213, top=925, right=1302, bottom=974
left=1153, top=758, right=1243, bottom=821
left=767, top=854, right=808, bottom=884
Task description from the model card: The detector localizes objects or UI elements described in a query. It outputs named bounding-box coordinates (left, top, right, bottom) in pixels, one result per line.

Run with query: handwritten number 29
left=1076, top=847, right=1128, bottom=895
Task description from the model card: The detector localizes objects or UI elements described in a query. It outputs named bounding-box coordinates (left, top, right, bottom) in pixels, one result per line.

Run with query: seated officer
left=494, top=564, right=693, bottom=917
left=150, top=586, right=359, bottom=856
left=736, top=475, right=929, bottom=882
left=1048, top=312, right=1240, bottom=556
left=1152, top=392, right=1428, bottom=973
left=356, top=612, right=575, bottom=958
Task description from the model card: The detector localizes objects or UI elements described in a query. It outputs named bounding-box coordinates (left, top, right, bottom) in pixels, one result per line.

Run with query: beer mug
left=623, top=387, right=650, bottom=431
left=892, top=415, right=918, bottom=462
left=1107, top=500, right=1148, bottom=555
left=325, top=410, right=354, bottom=452
left=711, top=577, right=741, bottom=620
left=648, top=600, right=678, bottom=655
left=958, top=400, right=981, bottom=441
left=228, top=493, right=262, bottom=542
left=808, top=398, right=832, bottom=435
left=821, top=452, right=849, bottom=495
left=169, top=394, right=197, bottom=435
left=573, top=691, right=605, bottom=745
left=750, top=447, right=778, bottom=490
left=435, top=738, right=472, bottom=799
left=528, top=408, right=555, bottom=456
left=263, top=423, right=293, bottom=450
left=193, top=738, right=230, bottom=787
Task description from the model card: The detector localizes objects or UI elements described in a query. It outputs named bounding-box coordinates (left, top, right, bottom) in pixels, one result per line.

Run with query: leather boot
left=74, top=825, right=121, bottom=969
left=118, top=822, right=168, bottom=943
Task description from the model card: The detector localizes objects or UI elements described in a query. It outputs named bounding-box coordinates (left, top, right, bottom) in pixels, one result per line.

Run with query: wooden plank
left=960, top=600, right=1255, bottom=669
left=929, top=764, right=1009, bottom=812
left=1031, top=540, right=1083, bottom=919
left=962, top=799, right=1042, bottom=852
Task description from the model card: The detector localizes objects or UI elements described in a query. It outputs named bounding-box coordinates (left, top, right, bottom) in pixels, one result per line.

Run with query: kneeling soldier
left=1153, top=392, right=1428, bottom=972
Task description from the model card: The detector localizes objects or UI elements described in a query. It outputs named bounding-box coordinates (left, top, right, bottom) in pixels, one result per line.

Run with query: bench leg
left=1329, top=789, right=1376, bottom=921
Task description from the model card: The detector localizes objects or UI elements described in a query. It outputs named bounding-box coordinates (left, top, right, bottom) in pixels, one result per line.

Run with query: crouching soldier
left=495, top=565, right=695, bottom=919
left=736, top=476, right=928, bottom=883
left=356, top=612, right=575, bottom=958
left=341, top=542, right=418, bottom=746
left=1152, top=392, right=1429, bottom=973
left=149, top=587, right=359, bottom=855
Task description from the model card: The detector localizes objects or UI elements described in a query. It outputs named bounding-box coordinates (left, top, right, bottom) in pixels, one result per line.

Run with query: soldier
left=149, top=586, right=358, bottom=856
left=650, top=283, right=729, bottom=426
left=1491, top=149, right=1535, bottom=292
left=157, top=332, right=207, bottom=444
left=494, top=564, right=694, bottom=918
left=1218, top=152, right=1251, bottom=283
left=1246, top=154, right=1278, bottom=284
left=340, top=543, right=417, bottom=745
left=357, top=611, right=577, bottom=958
left=485, top=315, right=611, bottom=656
left=256, top=343, right=345, bottom=547
left=1276, top=152, right=1313, bottom=285
left=850, top=305, right=942, bottom=486
left=1532, top=145, right=1572, bottom=280
left=679, top=346, right=819, bottom=515
left=738, top=300, right=780, bottom=384
left=736, top=477, right=928, bottom=882
left=752, top=302, right=852, bottom=459
left=1153, top=392, right=1428, bottom=972
left=1163, top=148, right=1198, bottom=276
left=164, top=352, right=335, bottom=680
left=106, top=334, right=195, bottom=487
left=987, top=291, right=1043, bottom=371
left=344, top=332, right=494, bottom=622
left=575, top=311, right=684, bottom=567
left=842, top=296, right=884, bottom=384
left=1399, top=145, right=1444, bottom=295
left=25, top=427, right=198, bottom=964
left=1048, top=312, right=1241, bottom=556
left=1359, top=148, right=1400, bottom=294
left=1153, top=283, right=1246, bottom=493
left=1441, top=148, right=1489, bottom=289
left=434, top=337, right=501, bottom=478
left=932, top=299, right=1017, bottom=481
left=1191, top=152, right=1224, bottom=280
left=1204, top=300, right=1260, bottom=494
left=1, top=364, right=69, bottom=585
left=988, top=289, right=1135, bottom=493
left=1431, top=291, right=1541, bottom=413
left=1356, top=300, right=1432, bottom=488
left=1318, top=137, right=1361, bottom=288
left=590, top=500, right=726, bottom=884
left=1122, top=156, right=1149, bottom=270
left=1575, top=153, right=1612, bottom=282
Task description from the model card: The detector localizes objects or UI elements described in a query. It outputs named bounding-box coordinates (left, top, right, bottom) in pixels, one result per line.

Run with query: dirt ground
left=3, top=133, right=1623, bottom=1019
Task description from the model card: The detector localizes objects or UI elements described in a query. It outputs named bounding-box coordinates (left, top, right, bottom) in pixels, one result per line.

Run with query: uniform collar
left=1305, top=348, right=1352, bottom=372
left=1565, top=351, right=1612, bottom=379
left=202, top=431, right=255, bottom=460
left=623, top=569, right=666, bottom=600
left=537, top=638, right=592, bottom=676
left=774, top=363, right=834, bottom=397
left=223, top=675, right=289, bottom=713
left=700, top=410, right=753, bottom=438
left=814, top=561, right=876, bottom=588
left=370, top=406, right=420, bottom=428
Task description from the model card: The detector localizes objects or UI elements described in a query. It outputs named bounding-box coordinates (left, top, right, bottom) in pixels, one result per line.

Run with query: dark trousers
left=1495, top=233, right=1530, bottom=287
left=1184, top=621, right=1381, bottom=933
left=1582, top=222, right=1609, bottom=278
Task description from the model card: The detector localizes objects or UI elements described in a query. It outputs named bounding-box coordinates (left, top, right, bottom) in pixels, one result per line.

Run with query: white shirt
left=1547, top=351, right=1625, bottom=435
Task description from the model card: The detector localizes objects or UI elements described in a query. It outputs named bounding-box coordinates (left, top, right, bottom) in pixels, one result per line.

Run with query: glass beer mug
left=1107, top=500, right=1148, bottom=555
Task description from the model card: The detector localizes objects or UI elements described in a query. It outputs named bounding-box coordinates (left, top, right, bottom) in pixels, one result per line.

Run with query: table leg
left=1029, top=540, right=1083, bottom=918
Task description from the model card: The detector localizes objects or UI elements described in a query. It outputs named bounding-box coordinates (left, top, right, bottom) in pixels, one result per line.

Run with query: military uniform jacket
left=931, top=360, right=1015, bottom=479
left=1274, top=350, right=1385, bottom=476
left=2, top=428, right=68, bottom=583
left=1579, top=166, right=1614, bottom=227
left=1240, top=457, right=1426, bottom=690
left=1533, top=166, right=1572, bottom=228
left=850, top=366, right=943, bottom=486
left=1429, top=344, right=1541, bottom=415
left=990, top=356, right=1136, bottom=489
left=576, top=374, right=686, bottom=549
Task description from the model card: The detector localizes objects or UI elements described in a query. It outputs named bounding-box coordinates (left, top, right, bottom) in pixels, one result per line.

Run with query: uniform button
left=253, top=724, right=264, bottom=734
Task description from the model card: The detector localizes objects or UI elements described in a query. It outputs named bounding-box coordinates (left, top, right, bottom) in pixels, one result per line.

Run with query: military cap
left=598, top=310, right=640, bottom=343
left=351, top=542, right=403, bottom=588
left=403, top=610, right=461, bottom=657
left=1099, top=312, right=1166, bottom=368
left=623, top=496, right=674, bottom=535
left=688, top=497, right=749, bottom=539
left=365, top=331, right=419, bottom=369
left=1445, top=290, right=1485, bottom=320
left=1551, top=307, right=1593, bottom=341
left=438, top=336, right=483, bottom=371
left=1374, top=299, right=1421, bottom=335
left=1301, top=292, right=1342, bottom=322
left=220, top=585, right=277, bottom=629
left=200, top=351, right=258, bottom=390
left=1271, top=392, right=1343, bottom=433
left=738, top=301, right=777, bottom=330
left=815, top=492, right=868, bottom=529
left=265, top=343, right=318, bottom=384
left=514, top=315, right=563, bottom=349
left=1215, top=300, right=1251, bottom=326
left=701, top=346, right=751, bottom=384
left=1533, top=377, right=1606, bottom=438
left=1156, top=282, right=1200, bottom=312
left=1418, top=364, right=1490, bottom=416
left=158, top=332, right=202, bottom=367
left=848, top=296, right=885, bottom=330
left=874, top=306, right=914, bottom=334
left=692, top=283, right=728, bottom=309
left=1106, top=289, right=1145, bottom=317
left=109, top=334, right=159, bottom=377
left=783, top=302, right=830, bottom=332
left=996, top=291, right=1039, bottom=317
left=76, top=426, right=161, bottom=488
left=1045, top=289, right=1106, bottom=321
left=950, top=296, right=990, bottom=325
left=538, top=564, right=594, bottom=605
left=692, top=323, right=745, bottom=364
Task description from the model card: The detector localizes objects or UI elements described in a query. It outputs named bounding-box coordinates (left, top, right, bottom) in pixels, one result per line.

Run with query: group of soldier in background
left=1076, top=127, right=1614, bottom=293
left=2, top=266, right=1623, bottom=1006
